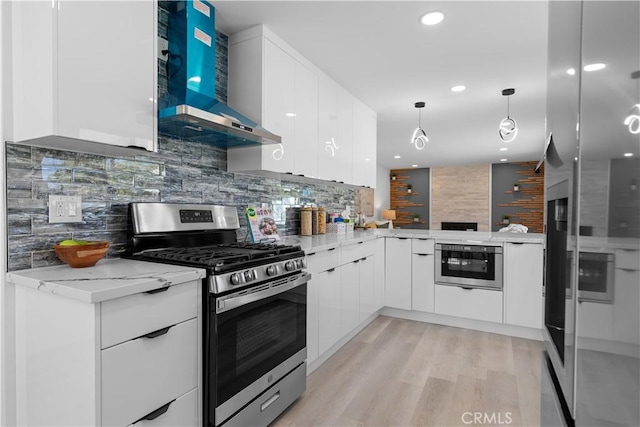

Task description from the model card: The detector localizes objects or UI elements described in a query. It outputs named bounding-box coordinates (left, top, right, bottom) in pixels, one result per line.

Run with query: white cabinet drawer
left=412, top=238, right=434, bottom=254
left=101, top=280, right=198, bottom=348
left=341, top=240, right=375, bottom=264
left=434, top=284, right=503, bottom=323
left=129, top=388, right=198, bottom=427
left=102, top=318, right=198, bottom=427
left=615, top=249, right=639, bottom=271
left=305, top=247, right=340, bottom=274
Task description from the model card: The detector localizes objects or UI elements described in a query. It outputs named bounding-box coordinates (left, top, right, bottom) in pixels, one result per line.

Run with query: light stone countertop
left=6, top=258, right=206, bottom=304
left=280, top=229, right=545, bottom=253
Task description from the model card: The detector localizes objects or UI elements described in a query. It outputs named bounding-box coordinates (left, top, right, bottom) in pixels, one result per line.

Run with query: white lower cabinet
left=306, top=273, right=320, bottom=365
left=340, top=260, right=361, bottom=336
left=384, top=237, right=412, bottom=310
left=434, top=284, right=503, bottom=323
left=102, top=319, right=198, bottom=426
left=12, top=279, right=201, bottom=427
left=503, top=243, right=544, bottom=328
left=317, top=267, right=342, bottom=355
left=612, top=251, right=640, bottom=345
left=411, top=239, right=435, bottom=312
left=374, top=239, right=386, bottom=311
left=359, top=255, right=377, bottom=321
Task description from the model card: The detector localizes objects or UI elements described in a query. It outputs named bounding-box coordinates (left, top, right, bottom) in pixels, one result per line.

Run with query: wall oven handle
left=260, top=391, right=281, bottom=412
left=216, top=272, right=310, bottom=314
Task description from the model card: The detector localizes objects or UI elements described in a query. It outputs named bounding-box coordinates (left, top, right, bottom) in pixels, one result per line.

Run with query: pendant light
left=410, top=102, right=428, bottom=150
left=499, top=88, right=518, bottom=142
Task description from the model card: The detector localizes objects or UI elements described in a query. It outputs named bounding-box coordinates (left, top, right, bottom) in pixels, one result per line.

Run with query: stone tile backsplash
left=5, top=140, right=355, bottom=271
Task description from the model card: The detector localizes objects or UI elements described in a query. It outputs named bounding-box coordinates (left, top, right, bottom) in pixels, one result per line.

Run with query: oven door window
left=441, top=250, right=496, bottom=280
left=213, top=283, right=306, bottom=406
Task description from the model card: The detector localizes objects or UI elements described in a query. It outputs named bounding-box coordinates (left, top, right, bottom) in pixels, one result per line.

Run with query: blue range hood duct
left=158, top=0, right=280, bottom=147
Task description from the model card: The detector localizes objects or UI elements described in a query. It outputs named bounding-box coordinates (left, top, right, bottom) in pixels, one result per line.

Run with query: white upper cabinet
left=6, top=0, right=157, bottom=154
left=293, top=61, right=319, bottom=177
left=317, top=76, right=340, bottom=181
left=262, top=39, right=296, bottom=173
left=352, top=99, right=377, bottom=188
left=228, top=25, right=376, bottom=187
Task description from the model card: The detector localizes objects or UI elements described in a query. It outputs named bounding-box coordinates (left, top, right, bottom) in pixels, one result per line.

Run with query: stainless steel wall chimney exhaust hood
left=158, top=1, right=281, bottom=147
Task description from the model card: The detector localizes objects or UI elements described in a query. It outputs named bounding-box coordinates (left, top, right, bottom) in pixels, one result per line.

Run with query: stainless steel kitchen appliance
left=127, top=202, right=309, bottom=427
left=435, top=243, right=503, bottom=290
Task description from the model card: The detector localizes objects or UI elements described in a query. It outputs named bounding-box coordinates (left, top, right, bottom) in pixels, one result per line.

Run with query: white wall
left=374, top=165, right=390, bottom=220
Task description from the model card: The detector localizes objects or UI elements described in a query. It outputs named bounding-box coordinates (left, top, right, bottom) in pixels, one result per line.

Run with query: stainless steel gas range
left=127, top=202, right=310, bottom=427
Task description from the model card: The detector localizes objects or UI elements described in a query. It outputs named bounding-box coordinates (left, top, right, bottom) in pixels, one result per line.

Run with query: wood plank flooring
left=273, top=316, right=544, bottom=427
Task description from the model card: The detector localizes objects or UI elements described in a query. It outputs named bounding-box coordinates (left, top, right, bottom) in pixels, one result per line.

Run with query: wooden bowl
left=54, top=241, right=109, bottom=268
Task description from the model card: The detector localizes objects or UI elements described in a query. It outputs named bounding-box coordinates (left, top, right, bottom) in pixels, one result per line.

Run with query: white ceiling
left=212, top=0, right=549, bottom=170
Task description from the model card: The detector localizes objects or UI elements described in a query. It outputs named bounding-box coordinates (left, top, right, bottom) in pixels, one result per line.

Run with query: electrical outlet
left=158, top=37, right=169, bottom=59
left=49, top=195, right=83, bottom=223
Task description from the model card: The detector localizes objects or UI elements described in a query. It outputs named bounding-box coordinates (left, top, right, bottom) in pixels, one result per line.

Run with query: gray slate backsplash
left=5, top=140, right=355, bottom=271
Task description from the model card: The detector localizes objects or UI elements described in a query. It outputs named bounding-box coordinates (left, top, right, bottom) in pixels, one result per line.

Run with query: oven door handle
left=216, top=272, right=310, bottom=314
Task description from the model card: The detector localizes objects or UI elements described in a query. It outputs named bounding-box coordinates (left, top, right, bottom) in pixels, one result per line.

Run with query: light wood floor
left=273, top=316, right=544, bottom=427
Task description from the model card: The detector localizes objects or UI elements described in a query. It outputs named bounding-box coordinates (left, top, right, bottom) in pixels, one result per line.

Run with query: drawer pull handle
left=328, top=248, right=336, bottom=251
left=417, top=253, right=429, bottom=257
left=140, top=325, right=173, bottom=339
left=459, top=286, right=473, bottom=290
left=145, top=286, right=169, bottom=295
left=135, top=399, right=175, bottom=423
left=360, top=257, right=367, bottom=262
left=358, top=241, right=364, bottom=244
left=354, top=260, right=360, bottom=264
left=619, top=268, right=639, bottom=272
left=308, top=252, right=316, bottom=256
left=327, top=268, right=336, bottom=273
left=260, top=391, right=281, bottom=412
left=398, top=237, right=408, bottom=240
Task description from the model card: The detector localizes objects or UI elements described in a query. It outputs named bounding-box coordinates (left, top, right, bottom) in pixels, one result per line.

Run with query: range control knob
left=243, top=270, right=254, bottom=282
left=230, top=273, right=241, bottom=286
left=295, top=259, right=303, bottom=269
left=284, top=261, right=295, bottom=271
left=266, top=265, right=278, bottom=276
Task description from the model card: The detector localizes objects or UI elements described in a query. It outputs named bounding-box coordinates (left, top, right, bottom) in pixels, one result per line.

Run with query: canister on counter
left=301, top=207, right=313, bottom=236
left=318, top=207, right=326, bottom=234
left=311, top=207, right=319, bottom=235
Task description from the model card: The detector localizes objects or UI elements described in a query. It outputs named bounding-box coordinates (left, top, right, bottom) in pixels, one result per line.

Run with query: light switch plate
left=49, top=195, right=83, bottom=223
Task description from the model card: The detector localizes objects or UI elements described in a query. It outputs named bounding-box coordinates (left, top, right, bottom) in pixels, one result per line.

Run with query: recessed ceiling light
left=365, top=158, right=371, bottom=161
left=394, top=155, right=401, bottom=159
left=500, top=147, right=508, bottom=151
left=500, top=158, right=508, bottom=162
left=567, top=68, right=576, bottom=76
left=285, top=112, right=297, bottom=117
left=584, top=63, right=606, bottom=72
left=412, top=164, right=418, bottom=168
left=451, top=85, right=466, bottom=92
left=624, top=152, right=634, bottom=157
left=420, top=11, right=444, bottom=26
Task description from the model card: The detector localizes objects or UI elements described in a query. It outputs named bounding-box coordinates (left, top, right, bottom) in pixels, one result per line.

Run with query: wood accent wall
left=492, top=161, right=545, bottom=233
left=389, top=169, right=428, bottom=227
left=431, top=164, right=491, bottom=231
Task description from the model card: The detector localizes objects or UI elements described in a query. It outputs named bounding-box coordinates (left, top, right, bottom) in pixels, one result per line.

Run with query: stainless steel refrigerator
left=541, top=1, right=640, bottom=426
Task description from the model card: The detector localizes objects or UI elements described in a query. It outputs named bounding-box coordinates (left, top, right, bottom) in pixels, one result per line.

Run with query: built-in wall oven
left=435, top=243, right=503, bottom=290
left=565, top=251, right=615, bottom=303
